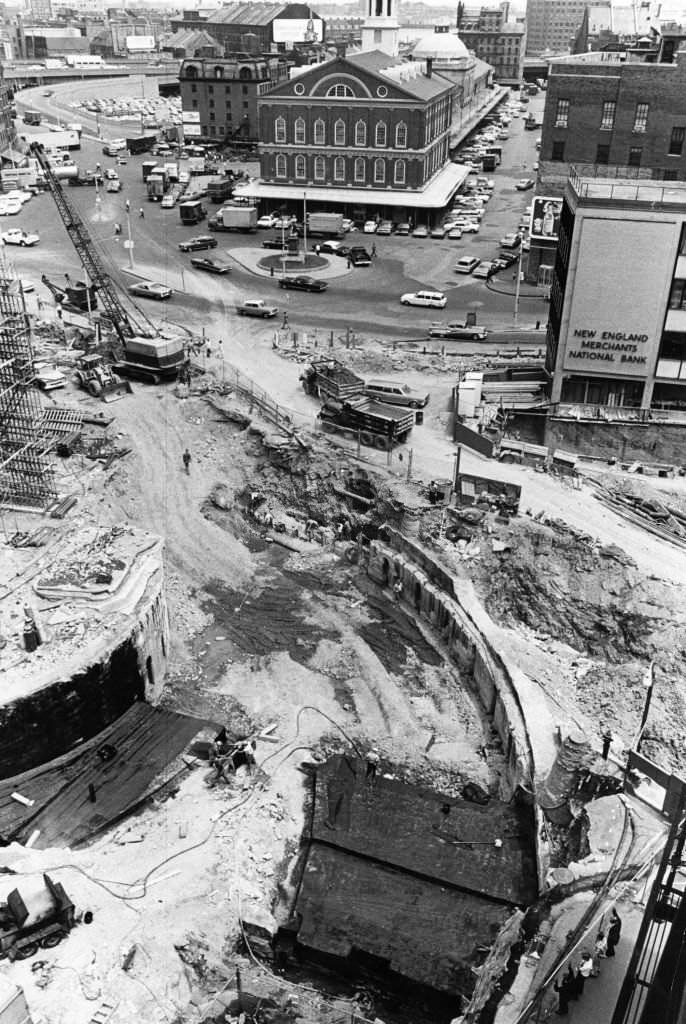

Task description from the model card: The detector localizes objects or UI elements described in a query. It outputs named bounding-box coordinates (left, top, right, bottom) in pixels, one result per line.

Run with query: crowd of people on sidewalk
left=554, top=909, right=622, bottom=1016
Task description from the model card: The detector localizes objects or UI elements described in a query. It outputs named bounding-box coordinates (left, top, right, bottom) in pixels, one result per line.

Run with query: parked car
left=447, top=227, right=463, bottom=240
left=190, top=256, right=231, bottom=274
left=33, top=361, right=66, bottom=390
left=500, top=233, right=522, bottom=249
left=455, top=256, right=480, bottom=274
left=257, top=214, right=276, bottom=229
left=2, top=228, right=39, bottom=246
left=161, top=194, right=176, bottom=209
left=129, top=280, right=172, bottom=300
left=515, top=178, right=535, bottom=190
left=400, top=290, right=447, bottom=308
left=496, top=250, right=519, bottom=268
left=106, top=179, right=122, bottom=192
left=318, top=240, right=345, bottom=255
left=363, top=220, right=378, bottom=233
left=412, top=225, right=429, bottom=238
left=395, top=222, right=411, bottom=235
left=0, top=198, right=22, bottom=216
left=365, top=379, right=430, bottom=408
left=342, top=218, right=356, bottom=232
left=350, top=247, right=371, bottom=266
left=279, top=275, right=328, bottom=292
left=454, top=220, right=480, bottom=233
left=473, top=260, right=499, bottom=279
left=430, top=226, right=446, bottom=239
left=428, top=321, right=488, bottom=341
left=178, top=235, right=218, bottom=252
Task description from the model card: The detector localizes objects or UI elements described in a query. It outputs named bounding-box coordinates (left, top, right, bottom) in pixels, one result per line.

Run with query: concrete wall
left=0, top=579, right=168, bottom=778
left=545, top=415, right=686, bottom=461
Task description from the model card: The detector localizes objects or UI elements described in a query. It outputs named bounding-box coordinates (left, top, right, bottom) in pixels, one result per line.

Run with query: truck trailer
left=300, top=212, right=345, bottom=238
left=208, top=206, right=257, bottom=232
left=147, top=168, right=169, bottom=201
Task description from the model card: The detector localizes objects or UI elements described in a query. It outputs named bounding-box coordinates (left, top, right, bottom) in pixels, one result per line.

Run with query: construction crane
left=32, top=144, right=186, bottom=384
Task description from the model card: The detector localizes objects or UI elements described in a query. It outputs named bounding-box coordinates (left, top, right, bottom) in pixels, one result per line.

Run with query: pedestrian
left=606, top=909, right=622, bottom=957
left=270, top=264, right=274, bottom=277
left=346, top=256, right=351, bottom=269
left=592, top=931, right=607, bottom=975
left=282, top=312, right=289, bottom=330
left=553, top=970, right=571, bottom=1016
left=393, top=577, right=403, bottom=602
left=139, top=207, right=144, bottom=218
left=601, top=728, right=613, bottom=760
left=182, top=448, right=191, bottom=475
left=563, top=964, right=578, bottom=1001
left=577, top=952, right=594, bottom=993
left=114, top=222, right=122, bottom=236
left=371, top=243, right=376, bottom=259
left=315, top=243, right=320, bottom=256
left=365, top=748, right=380, bottom=782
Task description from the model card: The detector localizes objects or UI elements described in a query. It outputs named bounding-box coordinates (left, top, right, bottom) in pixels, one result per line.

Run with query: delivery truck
left=126, top=134, right=158, bottom=155
left=208, top=178, right=234, bottom=204
left=300, top=212, right=345, bottom=238
left=147, top=168, right=169, bottom=201
left=179, top=199, right=206, bottom=225
left=208, top=206, right=257, bottom=232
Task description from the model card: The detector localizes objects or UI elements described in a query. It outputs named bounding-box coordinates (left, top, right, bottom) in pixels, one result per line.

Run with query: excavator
left=32, top=144, right=186, bottom=385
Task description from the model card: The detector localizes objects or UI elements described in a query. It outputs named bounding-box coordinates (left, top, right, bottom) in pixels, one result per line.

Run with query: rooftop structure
left=457, top=1, right=526, bottom=84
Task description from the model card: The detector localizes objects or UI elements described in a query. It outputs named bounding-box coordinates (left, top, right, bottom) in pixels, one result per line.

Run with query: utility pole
left=125, top=199, right=134, bottom=270
left=513, top=247, right=522, bottom=327
left=303, top=190, right=308, bottom=263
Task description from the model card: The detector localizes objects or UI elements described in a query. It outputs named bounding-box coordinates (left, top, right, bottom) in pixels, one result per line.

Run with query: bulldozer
left=74, top=353, right=132, bottom=402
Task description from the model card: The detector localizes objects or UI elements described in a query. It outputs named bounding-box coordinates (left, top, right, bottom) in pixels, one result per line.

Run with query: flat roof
left=233, top=162, right=468, bottom=210
left=568, top=167, right=686, bottom=204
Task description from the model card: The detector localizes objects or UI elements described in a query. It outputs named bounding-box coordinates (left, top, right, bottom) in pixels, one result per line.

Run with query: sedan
left=363, top=220, right=378, bottom=233
left=279, top=275, right=328, bottom=292
left=473, top=261, right=499, bottom=279
left=129, top=280, right=172, bottom=300
left=515, top=178, right=535, bottom=191
left=400, top=290, right=447, bottom=308
left=455, top=256, right=480, bottom=274
left=447, top=227, right=463, bottom=240
left=430, top=226, right=446, bottom=239
left=496, top=250, right=519, bottom=268
left=455, top=220, right=480, bottom=233
left=318, top=240, right=345, bottom=255
left=395, top=222, right=411, bottom=235
left=412, top=225, right=429, bottom=238
left=257, top=214, right=276, bottom=229
left=2, top=229, right=39, bottom=246
left=429, top=322, right=488, bottom=341
left=161, top=194, right=175, bottom=209
left=500, top=233, right=522, bottom=249
left=190, top=256, right=231, bottom=275
left=376, top=220, right=393, bottom=235
left=178, top=236, right=218, bottom=252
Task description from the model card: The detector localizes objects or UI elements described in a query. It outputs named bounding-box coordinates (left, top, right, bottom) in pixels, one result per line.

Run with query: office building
left=526, top=0, right=588, bottom=54
left=457, top=2, right=526, bottom=84
left=171, top=3, right=325, bottom=55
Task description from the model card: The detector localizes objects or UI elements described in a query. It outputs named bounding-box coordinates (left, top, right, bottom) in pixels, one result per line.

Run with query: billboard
left=563, top=217, right=673, bottom=378
left=272, top=17, right=323, bottom=42
left=126, top=34, right=155, bottom=51
left=529, top=195, right=563, bottom=243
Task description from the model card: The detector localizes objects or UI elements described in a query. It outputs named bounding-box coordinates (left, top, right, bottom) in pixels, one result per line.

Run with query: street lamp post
left=125, top=198, right=134, bottom=269
left=513, top=247, right=522, bottom=327
left=303, top=190, right=308, bottom=264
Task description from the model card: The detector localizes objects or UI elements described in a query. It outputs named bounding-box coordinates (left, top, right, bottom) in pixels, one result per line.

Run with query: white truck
left=305, top=212, right=345, bottom=238
left=209, top=206, right=257, bottom=232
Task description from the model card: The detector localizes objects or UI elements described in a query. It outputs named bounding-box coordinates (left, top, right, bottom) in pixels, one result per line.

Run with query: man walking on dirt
left=182, top=448, right=191, bottom=475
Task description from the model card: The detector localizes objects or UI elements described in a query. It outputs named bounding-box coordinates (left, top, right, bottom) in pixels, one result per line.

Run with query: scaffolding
left=0, top=259, right=57, bottom=510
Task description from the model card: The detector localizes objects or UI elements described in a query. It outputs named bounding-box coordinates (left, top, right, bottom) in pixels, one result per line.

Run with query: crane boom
left=31, top=144, right=150, bottom=343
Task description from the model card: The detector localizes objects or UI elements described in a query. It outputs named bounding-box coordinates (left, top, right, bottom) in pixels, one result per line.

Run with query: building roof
left=346, top=49, right=454, bottom=99
left=202, top=2, right=290, bottom=25
left=410, top=24, right=472, bottom=62
left=163, top=28, right=218, bottom=49
left=234, top=161, right=469, bottom=209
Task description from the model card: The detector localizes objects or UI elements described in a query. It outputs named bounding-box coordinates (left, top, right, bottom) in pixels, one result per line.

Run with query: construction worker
left=139, top=207, right=145, bottom=219
left=182, top=448, right=191, bottom=475
left=365, top=748, right=380, bottom=782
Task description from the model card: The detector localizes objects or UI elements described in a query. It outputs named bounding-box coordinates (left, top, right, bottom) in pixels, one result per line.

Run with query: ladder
left=89, top=1001, right=117, bottom=1024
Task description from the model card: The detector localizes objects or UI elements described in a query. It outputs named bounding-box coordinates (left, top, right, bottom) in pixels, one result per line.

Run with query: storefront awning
left=232, top=162, right=469, bottom=210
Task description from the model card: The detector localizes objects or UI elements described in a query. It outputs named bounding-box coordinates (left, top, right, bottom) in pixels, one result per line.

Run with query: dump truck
left=209, top=206, right=257, bottom=232
left=0, top=873, right=75, bottom=961
left=318, top=396, right=414, bottom=449
left=147, top=168, right=168, bottom=201
left=301, top=358, right=365, bottom=401
left=75, top=353, right=132, bottom=401
left=208, top=178, right=233, bottom=204
left=126, top=134, right=157, bottom=155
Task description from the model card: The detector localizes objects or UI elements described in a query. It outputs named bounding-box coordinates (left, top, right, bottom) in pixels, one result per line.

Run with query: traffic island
left=257, top=253, right=327, bottom=273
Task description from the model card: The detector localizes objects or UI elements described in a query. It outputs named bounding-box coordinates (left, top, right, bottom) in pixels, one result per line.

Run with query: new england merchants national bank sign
left=564, top=326, right=655, bottom=378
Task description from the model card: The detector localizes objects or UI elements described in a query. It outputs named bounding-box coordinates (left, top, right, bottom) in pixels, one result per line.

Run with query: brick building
left=238, top=48, right=465, bottom=222
left=544, top=171, right=686, bottom=434
left=179, top=56, right=290, bottom=145
left=171, top=3, right=325, bottom=55
left=528, top=46, right=686, bottom=281
left=525, top=0, right=588, bottom=55
left=456, top=2, right=526, bottom=84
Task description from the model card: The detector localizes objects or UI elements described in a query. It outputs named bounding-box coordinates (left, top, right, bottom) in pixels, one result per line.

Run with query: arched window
left=395, top=121, right=407, bottom=148
left=375, top=121, right=387, bottom=147
left=214, top=65, right=224, bottom=79
left=394, top=158, right=406, bottom=184
left=295, top=155, right=306, bottom=179
left=274, top=116, right=286, bottom=143
left=334, top=118, right=345, bottom=146
left=185, top=65, right=198, bottom=79
left=314, top=156, right=325, bottom=181
left=354, top=157, right=366, bottom=182
left=334, top=156, right=345, bottom=181
left=275, top=154, right=287, bottom=178
left=354, top=119, right=366, bottom=147
left=294, top=116, right=306, bottom=144
left=326, top=83, right=354, bottom=97
left=374, top=157, right=385, bottom=183
left=314, top=118, right=325, bottom=145
left=239, top=65, right=252, bottom=79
